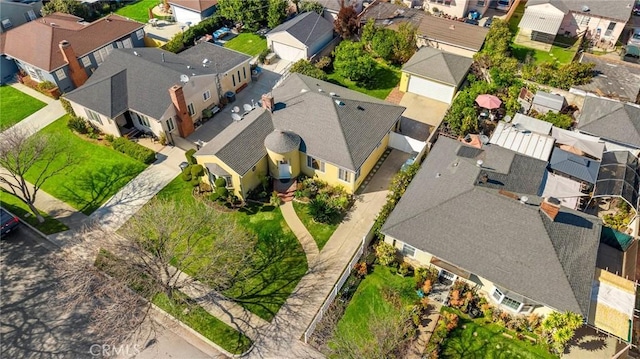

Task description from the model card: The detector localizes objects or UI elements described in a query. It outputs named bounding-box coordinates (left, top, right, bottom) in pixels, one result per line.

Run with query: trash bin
left=225, top=91, right=236, bottom=103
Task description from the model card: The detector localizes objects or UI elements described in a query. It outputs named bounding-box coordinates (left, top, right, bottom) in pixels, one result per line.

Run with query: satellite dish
left=180, top=74, right=189, bottom=83
left=202, top=58, right=210, bottom=64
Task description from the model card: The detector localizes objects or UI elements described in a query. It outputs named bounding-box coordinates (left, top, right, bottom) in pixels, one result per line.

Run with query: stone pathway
left=280, top=201, right=319, bottom=265
left=406, top=302, right=442, bottom=359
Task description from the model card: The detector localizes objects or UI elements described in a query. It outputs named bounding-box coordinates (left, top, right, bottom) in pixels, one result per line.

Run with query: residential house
left=0, top=0, right=42, bottom=83
left=421, top=0, right=489, bottom=20
left=311, top=0, right=363, bottom=21
left=399, top=46, right=472, bottom=104
left=64, top=43, right=251, bottom=141
left=359, top=0, right=426, bottom=30
left=518, top=0, right=633, bottom=48
left=577, top=96, right=640, bottom=149
left=266, top=11, right=334, bottom=62
left=572, top=53, right=640, bottom=104
left=0, top=13, right=145, bottom=92
left=168, top=0, right=217, bottom=25
left=194, top=73, right=405, bottom=199
left=417, top=15, right=489, bottom=58
left=531, top=90, right=567, bottom=114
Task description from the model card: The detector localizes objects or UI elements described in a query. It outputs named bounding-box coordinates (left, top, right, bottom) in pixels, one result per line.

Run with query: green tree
left=541, top=311, right=583, bottom=353
left=333, top=40, right=377, bottom=84
left=217, top=0, right=267, bottom=31
left=371, top=29, right=396, bottom=61
left=289, top=59, right=327, bottom=80
left=298, top=0, right=324, bottom=14
left=42, top=0, right=87, bottom=18
left=361, top=18, right=377, bottom=49
left=334, top=1, right=359, bottom=39
left=375, top=242, right=397, bottom=266
left=267, top=0, right=288, bottom=29
left=392, top=22, right=417, bottom=64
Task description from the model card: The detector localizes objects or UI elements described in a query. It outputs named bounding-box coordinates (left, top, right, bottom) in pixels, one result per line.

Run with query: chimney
left=540, top=197, right=561, bottom=221
left=169, top=85, right=194, bottom=137
left=261, top=93, right=274, bottom=112
left=59, top=40, right=88, bottom=88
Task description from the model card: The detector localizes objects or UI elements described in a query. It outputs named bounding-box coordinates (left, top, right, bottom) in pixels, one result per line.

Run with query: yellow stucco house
left=194, top=73, right=406, bottom=199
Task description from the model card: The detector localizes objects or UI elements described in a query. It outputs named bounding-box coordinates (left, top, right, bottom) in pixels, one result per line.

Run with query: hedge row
left=112, top=137, right=156, bottom=164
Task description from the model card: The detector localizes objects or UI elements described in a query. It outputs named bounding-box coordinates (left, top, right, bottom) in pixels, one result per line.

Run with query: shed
left=531, top=91, right=566, bottom=114
left=266, top=12, right=334, bottom=62
left=168, top=0, right=217, bottom=26
left=549, top=148, right=601, bottom=184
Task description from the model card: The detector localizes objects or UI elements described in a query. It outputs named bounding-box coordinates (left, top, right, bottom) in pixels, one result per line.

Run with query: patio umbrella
left=475, top=94, right=502, bottom=109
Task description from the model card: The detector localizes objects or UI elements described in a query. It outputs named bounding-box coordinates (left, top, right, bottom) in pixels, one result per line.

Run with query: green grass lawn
left=511, top=42, right=578, bottom=65
left=147, top=176, right=308, bottom=321
left=115, top=0, right=156, bottom=23
left=330, top=265, right=417, bottom=344
left=292, top=201, right=337, bottom=250
left=23, top=115, right=148, bottom=215
left=440, top=308, right=556, bottom=359
left=326, top=61, right=401, bottom=100
left=224, top=33, right=267, bottom=57
left=508, top=2, right=526, bottom=35
left=0, top=86, right=46, bottom=129
left=153, top=291, right=252, bottom=354
left=0, top=190, right=69, bottom=235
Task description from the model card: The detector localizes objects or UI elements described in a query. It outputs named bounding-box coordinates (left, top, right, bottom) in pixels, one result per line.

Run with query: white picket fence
left=303, top=228, right=375, bottom=343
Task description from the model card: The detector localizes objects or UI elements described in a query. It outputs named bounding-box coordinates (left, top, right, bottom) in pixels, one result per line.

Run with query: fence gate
left=388, top=132, right=426, bottom=154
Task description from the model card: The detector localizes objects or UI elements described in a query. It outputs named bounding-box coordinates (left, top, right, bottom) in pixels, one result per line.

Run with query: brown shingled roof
left=169, top=0, right=217, bottom=12
left=1, top=13, right=144, bottom=71
left=417, top=15, right=489, bottom=52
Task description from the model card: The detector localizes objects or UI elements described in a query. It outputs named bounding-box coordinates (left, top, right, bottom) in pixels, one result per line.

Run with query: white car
left=497, top=0, right=511, bottom=11
left=629, top=28, right=640, bottom=46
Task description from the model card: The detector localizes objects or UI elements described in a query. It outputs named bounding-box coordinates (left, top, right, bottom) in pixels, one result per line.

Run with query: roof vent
left=435, top=173, right=441, bottom=178
left=582, top=5, right=590, bottom=12
left=519, top=196, right=529, bottom=204
left=187, top=65, right=192, bottom=69
left=479, top=173, right=488, bottom=184
left=357, top=105, right=365, bottom=111
left=162, top=52, right=165, bottom=62
left=334, top=100, right=345, bottom=106
left=476, top=159, right=484, bottom=167
left=449, top=24, right=455, bottom=30
left=50, top=22, right=58, bottom=27
left=318, top=88, right=324, bottom=92
left=330, top=92, right=336, bottom=96
left=133, top=51, right=139, bottom=56
left=300, top=88, right=308, bottom=93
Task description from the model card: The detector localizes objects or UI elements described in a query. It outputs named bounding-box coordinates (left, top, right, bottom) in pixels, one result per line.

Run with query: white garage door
left=407, top=76, right=455, bottom=104
left=272, top=42, right=305, bottom=62
left=172, top=6, right=202, bottom=25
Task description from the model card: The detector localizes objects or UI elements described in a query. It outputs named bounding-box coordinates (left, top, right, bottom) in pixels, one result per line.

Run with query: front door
left=278, top=160, right=291, bottom=179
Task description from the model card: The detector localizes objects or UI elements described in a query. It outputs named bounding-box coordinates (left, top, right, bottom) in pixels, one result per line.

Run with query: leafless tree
left=52, top=199, right=259, bottom=344
left=0, top=127, right=75, bottom=223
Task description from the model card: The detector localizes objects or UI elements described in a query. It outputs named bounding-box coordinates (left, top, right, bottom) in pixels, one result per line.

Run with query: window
left=2, top=19, right=12, bottom=29
left=338, top=168, right=351, bottom=182
left=501, top=296, right=522, bottom=311
left=401, top=243, right=416, bottom=257
left=203, top=90, right=211, bottom=101
left=492, top=288, right=503, bottom=301
left=577, top=15, right=590, bottom=26
left=135, top=112, right=150, bottom=127
left=81, top=56, right=91, bottom=68
left=122, top=38, right=133, bottom=48
left=243, top=67, right=246, bottom=80
left=477, top=0, right=485, bottom=6
left=224, top=176, right=233, bottom=188
left=604, top=22, right=616, bottom=37
left=136, top=29, right=144, bottom=40
left=25, top=10, right=36, bottom=22
left=166, top=118, right=175, bottom=132
left=355, top=168, right=361, bottom=180
left=55, top=69, right=66, bottom=80
left=93, top=46, right=112, bottom=65
left=232, top=74, right=236, bottom=87
left=187, top=103, right=195, bottom=116
left=26, top=66, right=43, bottom=82
left=237, top=70, right=241, bottom=83
left=85, top=109, right=103, bottom=125
left=306, top=155, right=325, bottom=172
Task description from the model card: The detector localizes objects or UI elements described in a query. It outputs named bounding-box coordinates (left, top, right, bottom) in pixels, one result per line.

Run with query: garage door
left=407, top=76, right=455, bottom=104
left=172, top=6, right=202, bottom=25
left=272, top=42, right=305, bottom=62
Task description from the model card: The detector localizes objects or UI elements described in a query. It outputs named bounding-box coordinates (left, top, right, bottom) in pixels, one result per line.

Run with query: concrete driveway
left=399, top=92, right=449, bottom=129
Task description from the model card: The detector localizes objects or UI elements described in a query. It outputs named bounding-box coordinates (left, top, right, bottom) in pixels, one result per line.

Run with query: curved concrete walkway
left=280, top=201, right=319, bottom=265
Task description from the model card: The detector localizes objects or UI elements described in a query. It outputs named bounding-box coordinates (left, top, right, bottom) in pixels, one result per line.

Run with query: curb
left=13, top=214, right=62, bottom=249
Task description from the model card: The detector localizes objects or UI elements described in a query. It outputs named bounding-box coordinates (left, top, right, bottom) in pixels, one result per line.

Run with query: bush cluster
left=163, top=16, right=224, bottom=53
left=296, top=177, right=352, bottom=224
left=67, top=116, right=89, bottom=134
left=111, top=137, right=156, bottom=164
left=60, top=98, right=76, bottom=117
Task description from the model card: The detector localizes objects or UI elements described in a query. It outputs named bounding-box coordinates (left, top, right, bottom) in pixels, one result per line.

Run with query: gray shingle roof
left=264, top=130, right=301, bottom=153
left=402, top=47, right=473, bottom=87
left=267, top=11, right=333, bottom=47
left=578, top=96, right=640, bottom=148
left=527, top=0, right=633, bottom=21
left=417, top=15, right=489, bottom=52
left=575, top=54, right=640, bottom=103
left=549, top=148, right=601, bottom=184
left=532, top=91, right=565, bottom=112
left=381, top=137, right=601, bottom=316
left=64, top=44, right=250, bottom=120
left=196, top=109, right=274, bottom=175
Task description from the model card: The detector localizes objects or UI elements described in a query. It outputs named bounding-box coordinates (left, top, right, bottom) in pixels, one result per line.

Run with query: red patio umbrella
left=475, top=94, right=502, bottom=109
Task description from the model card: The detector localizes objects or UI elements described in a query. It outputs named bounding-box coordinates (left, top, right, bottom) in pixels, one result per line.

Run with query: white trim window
left=306, top=155, right=325, bottom=172
left=224, top=175, right=233, bottom=188
left=136, top=29, right=144, bottom=40
left=25, top=10, right=36, bottom=21
left=135, top=112, right=150, bottom=127
left=166, top=117, right=175, bottom=132
left=25, top=66, right=43, bottom=82
left=401, top=243, right=416, bottom=257
left=1, top=18, right=12, bottom=29
left=55, top=68, right=66, bottom=80
left=85, top=109, right=103, bottom=125
left=81, top=56, right=91, bottom=68
left=187, top=103, right=195, bottom=116
left=203, top=90, right=211, bottom=101
left=604, top=22, right=616, bottom=37
left=93, top=46, right=113, bottom=65
left=338, top=168, right=351, bottom=182
left=491, top=288, right=524, bottom=312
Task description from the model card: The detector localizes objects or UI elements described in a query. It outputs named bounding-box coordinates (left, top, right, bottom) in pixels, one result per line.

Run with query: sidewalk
left=10, top=82, right=55, bottom=104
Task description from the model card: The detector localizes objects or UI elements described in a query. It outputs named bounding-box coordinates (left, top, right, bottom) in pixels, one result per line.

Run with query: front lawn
left=292, top=201, right=338, bottom=250
left=0, top=190, right=69, bottom=235
left=24, top=115, right=148, bottom=215
left=330, top=265, right=417, bottom=344
left=223, top=33, right=267, bottom=57
left=439, top=307, right=556, bottom=359
left=146, top=176, right=308, bottom=321
left=115, top=0, right=156, bottom=23
left=0, top=86, right=46, bottom=129
left=326, top=61, right=401, bottom=100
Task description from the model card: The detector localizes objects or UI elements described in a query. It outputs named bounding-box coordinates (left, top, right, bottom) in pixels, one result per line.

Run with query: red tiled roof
left=169, top=0, right=217, bottom=12
left=1, top=13, right=144, bottom=71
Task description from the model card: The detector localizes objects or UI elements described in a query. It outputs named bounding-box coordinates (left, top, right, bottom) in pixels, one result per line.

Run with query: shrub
left=443, top=312, right=459, bottom=332
left=398, top=262, right=411, bottom=277
left=37, top=81, right=56, bottom=91
left=375, top=241, right=397, bottom=266
left=105, top=134, right=115, bottom=143
left=270, top=191, right=280, bottom=206
left=209, top=192, right=220, bottom=202
left=314, top=56, right=331, bottom=70
left=111, top=137, right=156, bottom=164
left=422, top=279, right=433, bottom=295
left=258, top=48, right=271, bottom=64
left=60, top=97, right=76, bottom=117
left=308, top=196, right=340, bottom=223
left=191, top=164, right=204, bottom=177
left=163, top=16, right=223, bottom=53
left=185, top=149, right=197, bottom=165
left=290, top=59, right=327, bottom=80
left=181, top=166, right=192, bottom=181
left=214, top=177, right=227, bottom=188
left=67, top=116, right=89, bottom=134
left=353, top=262, right=368, bottom=278
left=215, top=186, right=229, bottom=198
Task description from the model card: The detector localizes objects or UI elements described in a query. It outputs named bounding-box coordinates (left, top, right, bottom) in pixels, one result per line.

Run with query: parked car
left=1, top=207, right=20, bottom=236
left=633, top=2, right=640, bottom=16
left=464, top=18, right=480, bottom=25
left=484, top=17, right=494, bottom=28
left=467, top=9, right=481, bottom=20
left=496, top=0, right=511, bottom=11
left=628, top=28, right=640, bottom=46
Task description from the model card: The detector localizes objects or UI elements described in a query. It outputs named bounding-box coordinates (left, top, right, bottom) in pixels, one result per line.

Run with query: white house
left=168, top=0, right=217, bottom=25
left=266, top=11, right=334, bottom=62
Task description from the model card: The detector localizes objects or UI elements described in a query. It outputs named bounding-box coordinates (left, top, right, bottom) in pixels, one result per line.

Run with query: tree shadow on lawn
left=59, top=162, right=144, bottom=215
left=510, top=45, right=535, bottom=63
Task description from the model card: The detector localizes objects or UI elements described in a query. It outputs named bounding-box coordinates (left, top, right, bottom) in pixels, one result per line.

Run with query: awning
left=519, top=7, right=564, bottom=35
left=551, top=127, right=604, bottom=160
left=541, top=171, right=587, bottom=209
